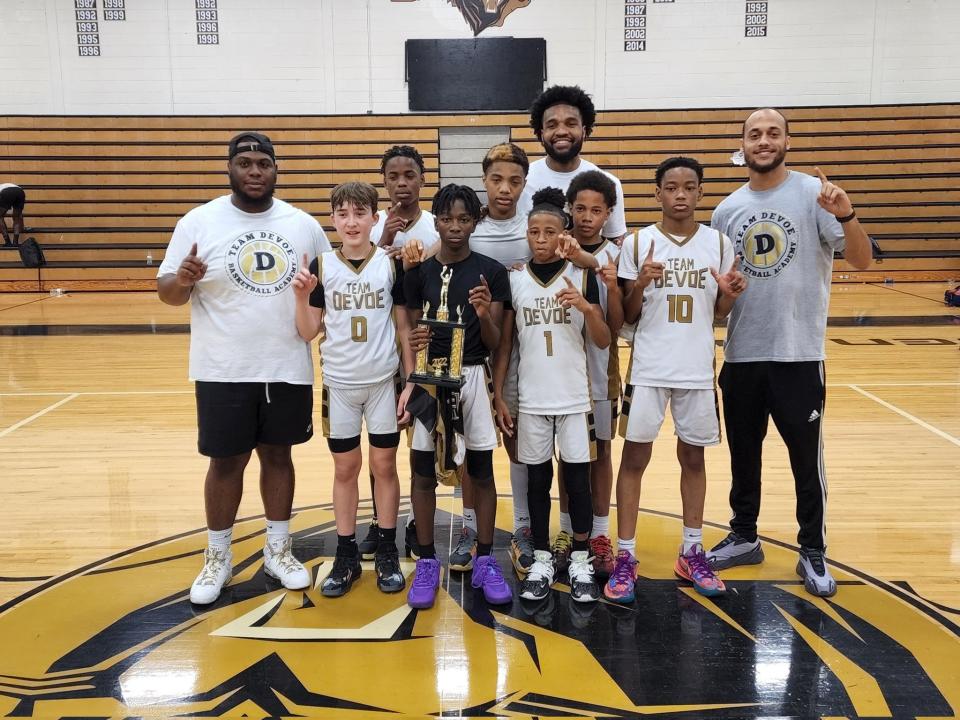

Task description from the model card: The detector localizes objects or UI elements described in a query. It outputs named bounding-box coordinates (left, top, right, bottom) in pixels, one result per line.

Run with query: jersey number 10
left=667, top=294, right=693, bottom=323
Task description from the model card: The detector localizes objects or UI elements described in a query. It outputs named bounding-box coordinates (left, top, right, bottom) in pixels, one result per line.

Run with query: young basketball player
left=363, top=145, right=440, bottom=561
left=292, top=181, right=413, bottom=597
left=403, top=184, right=513, bottom=610
left=493, top=188, right=611, bottom=603
left=605, top=157, right=745, bottom=603
left=558, top=170, right=623, bottom=579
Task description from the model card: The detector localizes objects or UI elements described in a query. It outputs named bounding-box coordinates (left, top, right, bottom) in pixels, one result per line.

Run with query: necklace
left=401, top=208, right=422, bottom=232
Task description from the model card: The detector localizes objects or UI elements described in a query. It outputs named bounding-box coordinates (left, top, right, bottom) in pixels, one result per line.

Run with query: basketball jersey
left=318, top=246, right=399, bottom=387
left=585, top=240, right=621, bottom=402
left=370, top=209, right=438, bottom=249
left=620, top=223, right=734, bottom=390
left=511, top=261, right=591, bottom=415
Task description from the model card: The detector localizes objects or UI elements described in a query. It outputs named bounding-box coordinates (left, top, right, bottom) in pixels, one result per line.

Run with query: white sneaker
left=568, top=550, right=599, bottom=603
left=190, top=547, right=232, bottom=605
left=519, top=549, right=555, bottom=601
left=797, top=547, right=837, bottom=597
left=263, top=536, right=310, bottom=590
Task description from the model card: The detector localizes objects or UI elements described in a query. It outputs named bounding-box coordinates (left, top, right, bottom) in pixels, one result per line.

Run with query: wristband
left=837, top=210, right=856, bottom=224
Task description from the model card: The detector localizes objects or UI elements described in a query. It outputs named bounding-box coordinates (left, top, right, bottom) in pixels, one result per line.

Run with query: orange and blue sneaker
left=603, top=550, right=637, bottom=604
left=675, top=543, right=726, bottom=597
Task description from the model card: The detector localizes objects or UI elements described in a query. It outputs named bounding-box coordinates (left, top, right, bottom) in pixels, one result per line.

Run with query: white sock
left=682, top=525, right=703, bottom=554
left=510, top=462, right=530, bottom=529
left=265, top=519, right=289, bottom=547
left=559, top=511, right=572, bottom=535
left=406, top=512, right=415, bottom=527
left=462, top=507, right=477, bottom=532
left=617, top=536, right=636, bottom=558
left=591, top=514, right=610, bottom=538
left=208, top=527, right=233, bottom=552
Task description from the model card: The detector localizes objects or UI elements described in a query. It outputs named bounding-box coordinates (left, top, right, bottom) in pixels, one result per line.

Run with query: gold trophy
left=409, top=265, right=466, bottom=389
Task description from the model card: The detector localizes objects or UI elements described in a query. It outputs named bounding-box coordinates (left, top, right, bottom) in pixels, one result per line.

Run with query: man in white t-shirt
left=518, top=85, right=628, bottom=243
left=157, top=132, right=331, bottom=605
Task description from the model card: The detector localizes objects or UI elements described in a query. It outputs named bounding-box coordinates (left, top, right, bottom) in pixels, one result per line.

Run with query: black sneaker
left=359, top=520, right=380, bottom=561
left=375, top=546, right=406, bottom=593
left=321, top=549, right=361, bottom=598
left=404, top=520, right=420, bottom=560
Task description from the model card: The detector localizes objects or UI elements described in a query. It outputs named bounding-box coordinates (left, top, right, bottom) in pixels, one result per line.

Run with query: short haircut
left=482, top=142, right=530, bottom=176
left=380, top=144, right=425, bottom=175
left=529, top=85, right=597, bottom=139
left=431, top=183, right=482, bottom=221
left=742, top=108, right=790, bottom=137
left=331, top=181, right=379, bottom=213
left=566, top=170, right=617, bottom=208
left=529, top=186, right=569, bottom=225
left=655, top=156, right=704, bottom=187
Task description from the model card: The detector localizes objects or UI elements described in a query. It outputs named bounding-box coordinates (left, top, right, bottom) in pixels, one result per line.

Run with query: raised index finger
left=563, top=275, right=575, bottom=288
left=480, top=273, right=489, bottom=288
left=189, top=242, right=198, bottom=258
left=645, top=242, right=655, bottom=262
left=814, top=167, right=829, bottom=186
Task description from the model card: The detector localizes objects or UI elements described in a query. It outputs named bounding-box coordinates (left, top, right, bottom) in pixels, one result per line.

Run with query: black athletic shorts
left=196, top=381, right=313, bottom=458
left=0, top=186, right=25, bottom=212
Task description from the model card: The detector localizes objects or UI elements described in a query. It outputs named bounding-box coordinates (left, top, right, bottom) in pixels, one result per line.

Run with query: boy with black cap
left=157, top=132, right=331, bottom=605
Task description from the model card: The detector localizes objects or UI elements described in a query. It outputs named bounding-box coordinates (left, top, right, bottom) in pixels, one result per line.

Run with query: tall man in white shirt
left=157, top=132, right=331, bottom=605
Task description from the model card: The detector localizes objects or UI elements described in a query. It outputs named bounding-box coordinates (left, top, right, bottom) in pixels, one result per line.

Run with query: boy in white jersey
left=606, top=157, right=746, bottom=603
left=556, top=171, right=624, bottom=579
left=292, top=182, right=413, bottom=598
left=363, top=145, right=440, bottom=561
left=493, top=188, right=611, bottom=604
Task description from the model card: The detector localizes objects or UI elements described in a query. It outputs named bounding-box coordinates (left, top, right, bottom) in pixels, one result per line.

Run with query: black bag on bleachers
left=18, top=238, right=46, bottom=268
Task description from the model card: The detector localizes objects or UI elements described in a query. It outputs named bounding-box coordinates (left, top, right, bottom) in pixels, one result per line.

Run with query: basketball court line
left=0, top=393, right=78, bottom=439
left=847, top=384, right=960, bottom=448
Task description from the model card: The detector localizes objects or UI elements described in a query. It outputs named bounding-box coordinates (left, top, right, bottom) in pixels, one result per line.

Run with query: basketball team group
left=157, top=85, right=873, bottom=612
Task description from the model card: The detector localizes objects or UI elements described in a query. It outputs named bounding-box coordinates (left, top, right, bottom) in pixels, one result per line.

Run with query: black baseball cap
left=228, top=132, right=276, bottom=161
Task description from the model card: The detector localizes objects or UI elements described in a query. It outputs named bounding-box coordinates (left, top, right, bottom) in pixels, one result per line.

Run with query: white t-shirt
left=312, top=247, right=400, bottom=388
left=158, top=195, right=331, bottom=384
left=511, top=262, right=592, bottom=415
left=469, top=211, right=530, bottom=268
left=519, top=158, right=628, bottom=239
left=619, top=223, right=734, bottom=389
left=370, top=208, right=439, bottom=249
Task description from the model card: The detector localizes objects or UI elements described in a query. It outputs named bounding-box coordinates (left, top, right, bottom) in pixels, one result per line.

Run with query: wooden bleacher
left=1, top=105, right=957, bottom=291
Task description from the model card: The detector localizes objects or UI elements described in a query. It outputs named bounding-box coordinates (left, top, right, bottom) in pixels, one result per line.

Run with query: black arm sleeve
left=308, top=257, right=325, bottom=308
left=584, top=271, right=601, bottom=306
left=404, top=264, right=423, bottom=310
left=391, top=258, right=406, bottom=305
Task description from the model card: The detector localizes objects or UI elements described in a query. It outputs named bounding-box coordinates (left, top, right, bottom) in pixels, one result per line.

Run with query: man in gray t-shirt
left=706, top=108, right=872, bottom=598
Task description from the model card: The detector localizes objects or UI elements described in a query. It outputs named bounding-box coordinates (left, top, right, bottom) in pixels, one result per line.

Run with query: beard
left=745, top=146, right=787, bottom=174
left=543, top=136, right=584, bottom=165
left=229, top=174, right=276, bottom=205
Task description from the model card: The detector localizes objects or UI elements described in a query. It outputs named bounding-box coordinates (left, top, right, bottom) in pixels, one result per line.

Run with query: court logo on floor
left=0, top=503, right=956, bottom=718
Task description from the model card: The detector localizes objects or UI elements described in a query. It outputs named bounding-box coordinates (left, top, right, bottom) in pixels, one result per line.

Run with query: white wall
left=1, top=0, right=958, bottom=115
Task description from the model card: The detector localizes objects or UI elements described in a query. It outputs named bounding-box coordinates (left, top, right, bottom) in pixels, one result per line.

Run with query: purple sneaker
left=471, top=555, right=513, bottom=605
left=407, top=558, right=441, bottom=609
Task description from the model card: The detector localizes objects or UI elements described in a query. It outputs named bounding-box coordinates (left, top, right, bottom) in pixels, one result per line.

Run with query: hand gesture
left=710, top=255, right=747, bottom=299
left=555, top=275, right=588, bottom=312
left=494, top=396, right=514, bottom=438
left=508, top=262, right=525, bottom=272
left=637, top=242, right=664, bottom=289
left=176, top=243, right=208, bottom=287
left=292, top=253, right=318, bottom=300
left=469, top=274, right=492, bottom=319
left=555, top=231, right=581, bottom=260
left=596, top=260, right=619, bottom=293
left=396, top=383, right=413, bottom=425
left=408, top=325, right=431, bottom=354
left=380, top=202, right=406, bottom=246
left=401, top=239, right=427, bottom=267
left=814, top=168, right=854, bottom=219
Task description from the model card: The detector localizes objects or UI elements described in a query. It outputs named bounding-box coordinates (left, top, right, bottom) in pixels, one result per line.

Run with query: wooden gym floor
left=0, top=282, right=957, bottom=718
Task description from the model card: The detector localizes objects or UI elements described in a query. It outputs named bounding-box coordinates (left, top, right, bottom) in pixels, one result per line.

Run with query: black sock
left=337, top=533, right=358, bottom=554
left=573, top=537, right=588, bottom=553
left=378, top=526, right=397, bottom=552
left=419, top=542, right=436, bottom=559
left=476, top=541, right=492, bottom=557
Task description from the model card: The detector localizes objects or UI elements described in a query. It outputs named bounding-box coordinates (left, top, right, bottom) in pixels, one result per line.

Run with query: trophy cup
left=409, top=265, right=466, bottom=390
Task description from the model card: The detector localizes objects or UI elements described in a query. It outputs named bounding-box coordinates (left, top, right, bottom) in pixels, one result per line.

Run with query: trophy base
left=408, top=372, right=465, bottom=390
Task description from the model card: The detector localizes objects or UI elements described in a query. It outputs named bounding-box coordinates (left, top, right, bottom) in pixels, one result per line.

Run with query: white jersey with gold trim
left=318, top=246, right=399, bottom=388
left=511, top=261, right=591, bottom=415
left=618, top=223, right=734, bottom=389
left=586, top=240, right=621, bottom=402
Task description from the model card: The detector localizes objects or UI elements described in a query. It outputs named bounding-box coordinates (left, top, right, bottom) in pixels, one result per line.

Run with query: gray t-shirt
left=711, top=170, right=845, bottom=362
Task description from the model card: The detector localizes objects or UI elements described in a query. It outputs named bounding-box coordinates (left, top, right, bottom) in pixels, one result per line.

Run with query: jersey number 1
left=543, top=330, right=553, bottom=357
